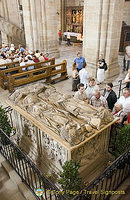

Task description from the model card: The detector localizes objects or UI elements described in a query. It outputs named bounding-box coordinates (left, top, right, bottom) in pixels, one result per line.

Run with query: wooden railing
left=0, top=58, right=55, bottom=89
left=8, top=60, right=67, bottom=92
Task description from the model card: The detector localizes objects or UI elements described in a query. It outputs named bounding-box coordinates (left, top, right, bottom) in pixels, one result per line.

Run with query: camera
left=99, top=61, right=102, bottom=64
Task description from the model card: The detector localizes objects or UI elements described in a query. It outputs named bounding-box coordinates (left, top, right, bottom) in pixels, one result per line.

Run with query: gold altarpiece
left=66, top=6, right=83, bottom=33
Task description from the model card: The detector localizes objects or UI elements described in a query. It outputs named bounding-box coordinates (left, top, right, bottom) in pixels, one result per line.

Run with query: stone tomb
left=7, top=83, right=115, bottom=182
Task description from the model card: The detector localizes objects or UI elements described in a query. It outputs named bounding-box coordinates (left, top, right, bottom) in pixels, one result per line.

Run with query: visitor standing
left=58, top=30, right=62, bottom=45
left=74, top=52, right=86, bottom=72
left=125, top=42, right=130, bottom=71
left=72, top=63, right=79, bottom=91
left=74, top=83, right=88, bottom=102
left=103, top=83, right=117, bottom=111
left=97, top=54, right=106, bottom=84
left=79, top=62, right=89, bottom=89
left=85, top=78, right=99, bottom=101
left=67, top=30, right=71, bottom=46
left=90, top=90, right=108, bottom=108
left=124, top=69, right=130, bottom=89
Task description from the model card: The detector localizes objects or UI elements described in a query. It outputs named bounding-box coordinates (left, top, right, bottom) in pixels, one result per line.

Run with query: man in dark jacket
left=103, top=83, right=117, bottom=111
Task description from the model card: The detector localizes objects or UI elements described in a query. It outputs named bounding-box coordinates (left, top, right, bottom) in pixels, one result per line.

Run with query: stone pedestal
left=83, top=0, right=124, bottom=78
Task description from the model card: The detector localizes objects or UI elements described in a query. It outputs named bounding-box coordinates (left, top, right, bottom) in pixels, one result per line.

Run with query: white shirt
left=79, top=68, right=89, bottom=87
left=126, top=46, right=130, bottom=55
left=67, top=32, right=71, bottom=39
left=117, top=96, right=130, bottom=108
left=27, top=60, right=35, bottom=70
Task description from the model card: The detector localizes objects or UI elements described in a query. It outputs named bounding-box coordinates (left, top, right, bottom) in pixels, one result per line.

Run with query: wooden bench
left=0, top=58, right=55, bottom=89
left=0, top=61, right=20, bottom=70
left=8, top=60, right=67, bottom=92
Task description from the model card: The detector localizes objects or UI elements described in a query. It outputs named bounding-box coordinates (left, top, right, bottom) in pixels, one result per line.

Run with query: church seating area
left=0, top=58, right=55, bottom=89
left=7, top=60, right=67, bottom=92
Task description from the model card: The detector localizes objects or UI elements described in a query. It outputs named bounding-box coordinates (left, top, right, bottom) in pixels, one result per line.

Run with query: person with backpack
left=97, top=54, right=107, bottom=84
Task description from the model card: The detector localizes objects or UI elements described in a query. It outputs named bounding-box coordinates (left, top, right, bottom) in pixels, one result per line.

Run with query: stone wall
left=66, top=0, right=84, bottom=7
left=123, top=1, right=130, bottom=25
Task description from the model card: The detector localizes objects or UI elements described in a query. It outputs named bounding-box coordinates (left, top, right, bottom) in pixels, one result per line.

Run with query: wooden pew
left=8, top=60, right=67, bottom=92
left=0, top=58, right=55, bottom=89
left=0, top=61, right=20, bottom=70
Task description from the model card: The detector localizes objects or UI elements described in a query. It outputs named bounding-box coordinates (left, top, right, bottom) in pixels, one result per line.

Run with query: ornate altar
left=7, top=83, right=115, bottom=182
left=66, top=6, right=83, bottom=34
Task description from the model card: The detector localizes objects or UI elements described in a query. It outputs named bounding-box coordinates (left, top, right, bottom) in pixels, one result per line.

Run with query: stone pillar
left=22, top=0, right=34, bottom=50
left=40, top=0, right=60, bottom=57
left=83, top=0, right=124, bottom=78
left=22, top=0, right=60, bottom=57
left=1, top=31, right=8, bottom=46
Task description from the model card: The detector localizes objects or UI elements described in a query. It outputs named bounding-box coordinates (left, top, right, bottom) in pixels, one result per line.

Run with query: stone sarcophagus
left=7, top=83, right=115, bottom=181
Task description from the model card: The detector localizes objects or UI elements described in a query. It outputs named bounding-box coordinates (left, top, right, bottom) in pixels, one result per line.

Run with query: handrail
left=0, top=128, right=68, bottom=200
left=72, top=149, right=130, bottom=200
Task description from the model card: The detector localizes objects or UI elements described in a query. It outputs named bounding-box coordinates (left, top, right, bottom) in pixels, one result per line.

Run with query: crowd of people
left=0, top=44, right=50, bottom=71
left=72, top=52, right=130, bottom=125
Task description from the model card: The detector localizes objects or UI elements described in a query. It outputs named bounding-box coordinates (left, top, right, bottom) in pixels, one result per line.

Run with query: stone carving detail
left=42, top=132, right=67, bottom=166
left=9, top=83, right=113, bottom=146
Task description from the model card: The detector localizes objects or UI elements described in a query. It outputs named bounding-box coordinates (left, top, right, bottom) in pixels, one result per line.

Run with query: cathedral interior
left=0, top=0, right=130, bottom=200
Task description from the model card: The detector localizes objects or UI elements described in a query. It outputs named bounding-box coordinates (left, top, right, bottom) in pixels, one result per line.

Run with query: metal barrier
left=72, top=150, right=130, bottom=200
left=0, top=128, right=68, bottom=200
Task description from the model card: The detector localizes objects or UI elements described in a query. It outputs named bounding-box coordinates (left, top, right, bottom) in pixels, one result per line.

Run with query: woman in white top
left=20, top=58, right=26, bottom=72
left=85, top=77, right=99, bottom=101
left=26, top=56, right=35, bottom=70
left=97, top=54, right=106, bottom=84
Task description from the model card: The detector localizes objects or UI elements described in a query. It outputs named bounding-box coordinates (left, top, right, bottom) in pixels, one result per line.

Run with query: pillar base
left=105, top=62, right=120, bottom=79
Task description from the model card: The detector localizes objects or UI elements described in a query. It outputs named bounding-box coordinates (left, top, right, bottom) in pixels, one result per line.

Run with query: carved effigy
left=9, top=83, right=113, bottom=146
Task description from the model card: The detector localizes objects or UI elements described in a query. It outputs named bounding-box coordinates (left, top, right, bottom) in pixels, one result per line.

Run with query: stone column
left=40, top=0, right=60, bottom=57
left=83, top=0, right=124, bottom=78
left=1, top=32, right=8, bottom=46
left=22, top=0, right=60, bottom=57
left=22, top=0, right=34, bottom=50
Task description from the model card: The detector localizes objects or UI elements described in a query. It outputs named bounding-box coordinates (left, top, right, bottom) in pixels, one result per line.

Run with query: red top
left=58, top=32, right=62, bottom=37
left=43, top=56, right=48, bottom=61
left=33, top=59, right=39, bottom=63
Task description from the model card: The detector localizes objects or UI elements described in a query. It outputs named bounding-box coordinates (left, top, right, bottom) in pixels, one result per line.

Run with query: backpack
left=104, top=63, right=107, bottom=71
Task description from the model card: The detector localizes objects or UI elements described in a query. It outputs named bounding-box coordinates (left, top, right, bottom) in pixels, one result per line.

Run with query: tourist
left=114, top=103, right=130, bottom=124
left=26, top=56, right=35, bottom=70
left=74, top=83, right=88, bottom=102
left=20, top=58, right=26, bottom=72
left=124, top=69, right=130, bottom=89
left=72, top=63, right=79, bottom=91
left=116, top=88, right=130, bottom=108
left=0, top=56, right=7, bottom=70
left=79, top=62, right=89, bottom=89
left=33, top=55, right=40, bottom=63
left=97, top=54, right=106, bottom=84
left=103, top=83, right=117, bottom=111
left=58, top=30, right=62, bottom=45
left=113, top=103, right=123, bottom=115
left=35, top=50, right=40, bottom=58
left=85, top=78, right=99, bottom=101
left=74, top=52, right=86, bottom=72
left=67, top=30, right=71, bottom=46
left=125, top=42, right=130, bottom=71
left=19, top=45, right=25, bottom=53
left=90, top=90, right=108, bottom=108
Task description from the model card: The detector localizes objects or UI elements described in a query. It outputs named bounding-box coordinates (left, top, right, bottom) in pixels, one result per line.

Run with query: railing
left=72, top=150, right=130, bottom=200
left=0, top=128, right=68, bottom=200
left=108, top=123, right=123, bottom=154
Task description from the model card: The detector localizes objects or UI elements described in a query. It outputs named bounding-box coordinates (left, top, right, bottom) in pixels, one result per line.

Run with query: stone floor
left=0, top=41, right=128, bottom=107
